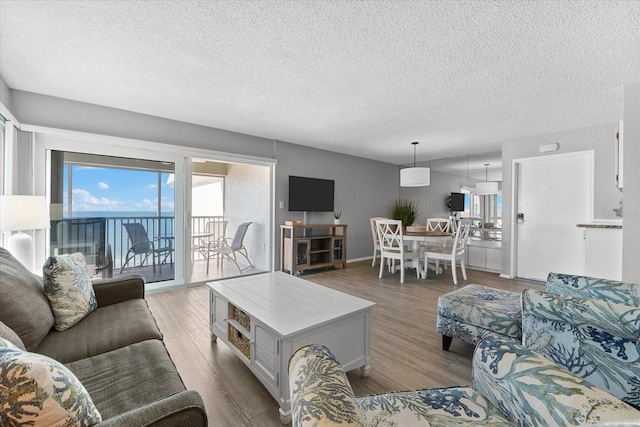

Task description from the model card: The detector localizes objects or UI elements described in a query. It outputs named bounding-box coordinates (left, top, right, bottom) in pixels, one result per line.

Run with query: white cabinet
left=208, top=273, right=374, bottom=424
left=252, top=320, right=279, bottom=395
left=210, top=292, right=228, bottom=340
left=584, top=227, right=622, bottom=280
left=466, top=240, right=501, bottom=272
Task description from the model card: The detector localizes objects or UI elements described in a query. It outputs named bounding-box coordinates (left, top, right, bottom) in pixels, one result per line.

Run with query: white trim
left=21, top=124, right=277, bottom=167
left=0, top=102, right=21, bottom=128
left=510, top=150, right=594, bottom=280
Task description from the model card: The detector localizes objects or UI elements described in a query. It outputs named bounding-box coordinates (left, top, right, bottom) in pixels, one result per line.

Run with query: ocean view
left=71, top=211, right=175, bottom=218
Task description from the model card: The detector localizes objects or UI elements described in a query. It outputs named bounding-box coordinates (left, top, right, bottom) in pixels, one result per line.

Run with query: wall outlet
left=279, top=201, right=285, bottom=209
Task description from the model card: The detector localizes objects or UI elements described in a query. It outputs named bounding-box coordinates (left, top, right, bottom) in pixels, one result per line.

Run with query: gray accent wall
left=501, top=121, right=622, bottom=278
left=9, top=89, right=399, bottom=266
left=273, top=140, right=399, bottom=263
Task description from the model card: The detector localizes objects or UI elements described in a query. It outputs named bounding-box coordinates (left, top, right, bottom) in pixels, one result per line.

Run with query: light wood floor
left=146, top=260, right=544, bottom=427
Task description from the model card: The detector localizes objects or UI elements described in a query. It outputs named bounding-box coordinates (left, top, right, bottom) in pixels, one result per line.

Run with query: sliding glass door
left=49, top=150, right=176, bottom=283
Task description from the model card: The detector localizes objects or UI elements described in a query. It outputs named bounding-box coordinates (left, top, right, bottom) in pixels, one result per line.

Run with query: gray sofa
left=0, top=247, right=207, bottom=426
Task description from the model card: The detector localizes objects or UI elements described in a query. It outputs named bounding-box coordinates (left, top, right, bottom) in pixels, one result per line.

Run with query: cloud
left=71, top=188, right=125, bottom=211
left=98, top=182, right=109, bottom=189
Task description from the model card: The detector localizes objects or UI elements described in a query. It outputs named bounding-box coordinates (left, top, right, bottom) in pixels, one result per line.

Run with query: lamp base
left=7, top=231, right=34, bottom=271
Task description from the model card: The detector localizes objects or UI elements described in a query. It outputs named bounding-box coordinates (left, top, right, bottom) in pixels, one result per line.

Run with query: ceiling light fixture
left=400, top=142, right=430, bottom=187
left=476, top=163, right=498, bottom=195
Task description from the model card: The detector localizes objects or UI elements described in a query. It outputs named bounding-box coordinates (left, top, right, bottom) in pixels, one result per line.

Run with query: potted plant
left=333, top=211, right=342, bottom=224
left=389, top=199, right=419, bottom=227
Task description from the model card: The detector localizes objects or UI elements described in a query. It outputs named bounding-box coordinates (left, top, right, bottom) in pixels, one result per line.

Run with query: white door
left=515, top=152, right=592, bottom=281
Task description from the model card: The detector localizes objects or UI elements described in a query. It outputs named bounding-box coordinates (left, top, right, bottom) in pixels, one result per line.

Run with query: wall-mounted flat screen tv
left=450, top=192, right=465, bottom=212
left=289, top=176, right=335, bottom=212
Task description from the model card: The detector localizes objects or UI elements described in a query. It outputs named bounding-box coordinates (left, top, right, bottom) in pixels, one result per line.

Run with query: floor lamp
left=0, top=195, right=50, bottom=271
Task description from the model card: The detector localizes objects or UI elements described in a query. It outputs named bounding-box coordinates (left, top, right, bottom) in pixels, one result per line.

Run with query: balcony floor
left=104, top=258, right=264, bottom=285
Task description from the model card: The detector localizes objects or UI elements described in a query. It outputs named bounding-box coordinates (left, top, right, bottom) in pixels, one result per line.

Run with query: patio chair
left=120, top=223, right=173, bottom=273
left=50, top=217, right=113, bottom=278
left=192, top=219, right=228, bottom=268
left=207, top=222, right=253, bottom=273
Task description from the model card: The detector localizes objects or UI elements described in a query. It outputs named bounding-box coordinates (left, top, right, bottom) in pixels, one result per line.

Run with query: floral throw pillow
left=42, top=253, right=97, bottom=331
left=0, top=337, right=102, bottom=426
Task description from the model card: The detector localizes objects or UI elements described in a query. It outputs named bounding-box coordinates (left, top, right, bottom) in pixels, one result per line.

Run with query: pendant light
left=400, top=142, right=430, bottom=187
left=476, top=163, right=498, bottom=195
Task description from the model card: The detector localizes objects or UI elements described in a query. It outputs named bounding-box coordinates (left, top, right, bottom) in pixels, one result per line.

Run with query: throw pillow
left=0, top=337, right=102, bottom=426
left=0, top=247, right=55, bottom=351
left=42, top=253, right=97, bottom=331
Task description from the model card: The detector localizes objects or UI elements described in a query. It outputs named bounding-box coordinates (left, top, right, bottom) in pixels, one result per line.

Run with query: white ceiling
left=1, top=1, right=639, bottom=172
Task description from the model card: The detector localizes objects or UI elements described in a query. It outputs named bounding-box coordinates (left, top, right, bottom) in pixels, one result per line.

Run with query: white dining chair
left=426, top=217, right=451, bottom=233
left=370, top=217, right=386, bottom=267
left=420, top=219, right=471, bottom=285
left=376, top=219, right=419, bottom=283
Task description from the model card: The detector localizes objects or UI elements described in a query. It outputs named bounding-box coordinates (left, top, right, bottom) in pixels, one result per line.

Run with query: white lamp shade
left=401, top=167, right=430, bottom=187
left=476, top=181, right=499, bottom=195
left=0, top=195, right=51, bottom=231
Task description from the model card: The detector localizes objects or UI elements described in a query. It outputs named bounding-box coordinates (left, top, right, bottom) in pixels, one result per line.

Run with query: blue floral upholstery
left=546, top=272, right=640, bottom=306
left=437, top=284, right=521, bottom=347
left=522, top=288, right=640, bottom=409
left=289, top=344, right=512, bottom=426
left=474, top=336, right=639, bottom=426
left=289, top=338, right=640, bottom=427
left=0, top=337, right=102, bottom=426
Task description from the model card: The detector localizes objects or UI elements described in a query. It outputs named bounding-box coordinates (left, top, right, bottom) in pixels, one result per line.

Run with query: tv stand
left=280, top=223, right=347, bottom=275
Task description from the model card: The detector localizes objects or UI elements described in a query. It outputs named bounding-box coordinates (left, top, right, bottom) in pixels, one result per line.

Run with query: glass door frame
left=30, top=125, right=276, bottom=290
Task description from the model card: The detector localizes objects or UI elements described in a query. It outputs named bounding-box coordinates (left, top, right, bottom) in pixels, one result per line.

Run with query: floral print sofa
left=289, top=336, right=640, bottom=426
left=523, top=272, right=640, bottom=409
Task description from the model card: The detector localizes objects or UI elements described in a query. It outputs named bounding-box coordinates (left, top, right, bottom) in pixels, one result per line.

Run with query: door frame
left=509, top=150, right=594, bottom=280
left=28, top=124, right=277, bottom=289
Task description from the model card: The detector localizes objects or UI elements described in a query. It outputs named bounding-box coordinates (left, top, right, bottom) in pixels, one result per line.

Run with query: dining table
left=403, top=230, right=453, bottom=275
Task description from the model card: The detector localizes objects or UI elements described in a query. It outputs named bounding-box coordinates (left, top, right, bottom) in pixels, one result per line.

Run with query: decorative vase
left=334, top=219, right=341, bottom=225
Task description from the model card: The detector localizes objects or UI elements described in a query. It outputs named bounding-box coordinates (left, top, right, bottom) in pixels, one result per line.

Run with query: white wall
left=623, top=82, right=640, bottom=283
left=501, top=121, right=622, bottom=278
left=224, top=163, right=270, bottom=270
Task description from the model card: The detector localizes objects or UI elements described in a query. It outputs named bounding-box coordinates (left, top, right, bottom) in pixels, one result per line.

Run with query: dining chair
left=420, top=219, right=471, bottom=285
left=207, top=222, right=253, bottom=273
left=376, top=219, right=419, bottom=283
left=369, top=217, right=386, bottom=267
left=426, top=217, right=451, bottom=233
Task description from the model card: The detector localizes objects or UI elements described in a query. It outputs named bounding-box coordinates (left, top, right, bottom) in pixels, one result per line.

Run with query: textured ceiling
left=1, top=1, right=639, bottom=170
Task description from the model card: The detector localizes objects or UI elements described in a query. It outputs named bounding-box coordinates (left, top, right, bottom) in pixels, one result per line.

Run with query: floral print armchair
left=545, top=272, right=640, bottom=306
left=288, top=336, right=640, bottom=427
left=522, top=286, right=640, bottom=409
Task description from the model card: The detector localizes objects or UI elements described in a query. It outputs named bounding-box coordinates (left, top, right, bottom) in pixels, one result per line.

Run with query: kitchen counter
left=576, top=221, right=622, bottom=229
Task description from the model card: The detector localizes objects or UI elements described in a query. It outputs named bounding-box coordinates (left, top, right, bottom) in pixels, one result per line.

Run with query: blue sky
left=63, top=165, right=174, bottom=213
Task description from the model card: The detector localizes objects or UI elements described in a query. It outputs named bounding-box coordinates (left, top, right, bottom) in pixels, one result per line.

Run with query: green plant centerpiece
left=389, top=199, right=419, bottom=227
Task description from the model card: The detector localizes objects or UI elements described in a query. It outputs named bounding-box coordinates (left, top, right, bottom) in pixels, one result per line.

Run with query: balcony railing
left=50, top=215, right=224, bottom=276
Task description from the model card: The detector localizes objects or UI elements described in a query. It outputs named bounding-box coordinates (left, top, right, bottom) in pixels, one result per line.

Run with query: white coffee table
left=208, top=271, right=375, bottom=424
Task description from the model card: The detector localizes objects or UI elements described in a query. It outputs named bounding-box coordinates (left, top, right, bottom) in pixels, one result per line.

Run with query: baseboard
left=499, top=273, right=514, bottom=279
left=347, top=256, right=374, bottom=263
